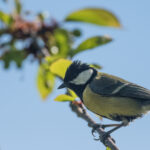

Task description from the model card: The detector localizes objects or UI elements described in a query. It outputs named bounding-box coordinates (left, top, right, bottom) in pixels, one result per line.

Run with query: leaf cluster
left=0, top=0, right=121, bottom=101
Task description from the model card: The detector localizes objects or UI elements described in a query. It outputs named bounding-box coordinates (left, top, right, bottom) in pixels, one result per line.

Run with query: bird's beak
left=58, top=83, right=66, bottom=89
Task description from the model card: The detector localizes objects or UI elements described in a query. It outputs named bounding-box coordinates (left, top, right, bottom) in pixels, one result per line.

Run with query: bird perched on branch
left=58, top=61, right=150, bottom=140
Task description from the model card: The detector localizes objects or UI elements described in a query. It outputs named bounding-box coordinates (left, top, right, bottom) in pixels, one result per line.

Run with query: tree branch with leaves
left=0, top=0, right=121, bottom=149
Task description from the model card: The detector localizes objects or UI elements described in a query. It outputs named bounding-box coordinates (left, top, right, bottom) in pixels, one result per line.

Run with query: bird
left=58, top=60, right=150, bottom=140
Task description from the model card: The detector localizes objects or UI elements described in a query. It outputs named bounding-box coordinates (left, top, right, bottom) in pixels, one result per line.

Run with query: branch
left=69, top=101, right=119, bottom=150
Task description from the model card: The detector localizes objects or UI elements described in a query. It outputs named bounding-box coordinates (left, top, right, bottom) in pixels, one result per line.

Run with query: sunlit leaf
left=14, top=0, right=22, bottom=14
left=65, top=8, right=121, bottom=28
left=55, top=94, right=75, bottom=102
left=0, top=11, right=13, bottom=25
left=106, top=147, right=111, bottom=150
left=50, top=58, right=72, bottom=79
left=71, top=36, right=112, bottom=56
left=37, top=64, right=55, bottom=99
left=69, top=89, right=77, bottom=99
left=45, top=55, right=63, bottom=64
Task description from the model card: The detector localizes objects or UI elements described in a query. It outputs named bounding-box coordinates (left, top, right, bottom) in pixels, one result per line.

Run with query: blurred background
left=0, top=0, right=150, bottom=150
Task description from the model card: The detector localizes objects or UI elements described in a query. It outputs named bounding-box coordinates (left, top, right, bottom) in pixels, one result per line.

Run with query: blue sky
left=0, top=0, right=150, bottom=150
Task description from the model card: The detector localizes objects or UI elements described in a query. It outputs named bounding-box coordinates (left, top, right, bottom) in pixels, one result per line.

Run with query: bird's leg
left=101, top=123, right=121, bottom=129
left=92, top=120, right=129, bottom=143
left=92, top=123, right=120, bottom=136
left=91, top=123, right=120, bottom=141
left=100, top=121, right=129, bottom=143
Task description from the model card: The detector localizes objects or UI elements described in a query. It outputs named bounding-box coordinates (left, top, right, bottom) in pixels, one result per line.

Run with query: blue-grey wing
left=89, top=73, right=150, bottom=100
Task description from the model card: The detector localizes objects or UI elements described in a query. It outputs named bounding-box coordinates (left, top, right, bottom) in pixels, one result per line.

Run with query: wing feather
left=89, top=73, right=150, bottom=100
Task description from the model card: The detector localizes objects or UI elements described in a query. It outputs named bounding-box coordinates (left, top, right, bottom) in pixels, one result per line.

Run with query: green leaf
left=45, top=55, right=64, bottom=64
left=65, top=8, right=121, bottom=28
left=14, top=0, right=22, bottom=14
left=0, top=50, right=26, bottom=68
left=37, top=64, right=55, bottom=99
left=72, top=29, right=81, bottom=37
left=106, top=147, right=111, bottom=150
left=0, top=11, right=13, bottom=25
left=69, top=90, right=77, bottom=99
left=55, top=94, right=75, bottom=102
left=54, top=29, right=71, bottom=56
left=49, top=58, right=72, bottom=78
left=71, top=36, right=112, bottom=56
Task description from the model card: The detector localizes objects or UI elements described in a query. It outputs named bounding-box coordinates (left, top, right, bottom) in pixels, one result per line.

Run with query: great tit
left=58, top=61, right=150, bottom=137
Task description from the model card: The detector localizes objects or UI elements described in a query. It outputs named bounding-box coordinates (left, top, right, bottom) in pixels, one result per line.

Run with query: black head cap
left=58, top=61, right=97, bottom=99
left=64, top=60, right=90, bottom=82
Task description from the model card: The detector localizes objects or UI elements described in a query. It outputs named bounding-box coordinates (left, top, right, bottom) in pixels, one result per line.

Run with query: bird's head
left=58, top=61, right=97, bottom=98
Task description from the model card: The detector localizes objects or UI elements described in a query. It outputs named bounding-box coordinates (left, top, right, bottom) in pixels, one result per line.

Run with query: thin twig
left=69, top=101, right=119, bottom=150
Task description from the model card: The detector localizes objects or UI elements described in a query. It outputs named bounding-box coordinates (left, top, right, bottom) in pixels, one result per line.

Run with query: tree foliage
left=0, top=0, right=120, bottom=100
left=0, top=1, right=121, bottom=148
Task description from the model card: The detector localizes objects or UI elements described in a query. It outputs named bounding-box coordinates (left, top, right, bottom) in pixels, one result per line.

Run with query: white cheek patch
left=70, top=69, right=93, bottom=85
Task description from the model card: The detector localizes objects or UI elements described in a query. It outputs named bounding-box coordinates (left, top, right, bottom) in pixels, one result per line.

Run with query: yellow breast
left=83, top=85, right=145, bottom=120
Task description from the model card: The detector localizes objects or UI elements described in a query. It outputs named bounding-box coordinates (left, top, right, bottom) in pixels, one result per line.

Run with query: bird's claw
left=100, top=132, right=116, bottom=144
left=92, top=124, right=106, bottom=135
left=92, top=124, right=116, bottom=143
left=92, top=124, right=100, bottom=135
left=91, top=124, right=105, bottom=140
left=100, top=132, right=110, bottom=144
